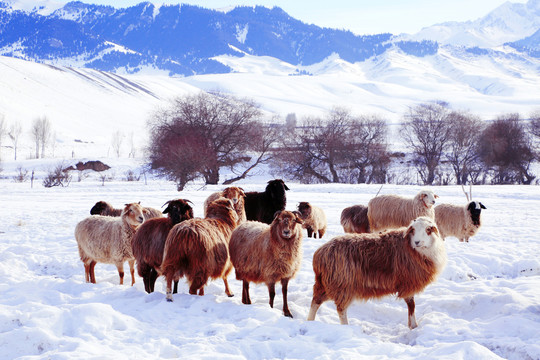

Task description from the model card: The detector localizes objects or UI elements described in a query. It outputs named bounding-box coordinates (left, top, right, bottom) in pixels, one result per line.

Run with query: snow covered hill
left=404, top=0, right=540, bottom=47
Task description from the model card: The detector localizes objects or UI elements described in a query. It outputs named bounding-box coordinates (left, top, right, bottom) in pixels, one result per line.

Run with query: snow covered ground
left=1, top=158, right=539, bottom=359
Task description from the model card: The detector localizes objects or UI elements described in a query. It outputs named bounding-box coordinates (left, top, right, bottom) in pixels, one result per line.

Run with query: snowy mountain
left=0, top=1, right=396, bottom=75
left=404, top=0, right=540, bottom=47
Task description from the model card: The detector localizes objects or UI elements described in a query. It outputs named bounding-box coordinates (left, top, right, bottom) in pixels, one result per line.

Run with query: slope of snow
left=1, top=49, right=540, bottom=160
left=404, top=0, right=540, bottom=47
left=0, top=157, right=539, bottom=359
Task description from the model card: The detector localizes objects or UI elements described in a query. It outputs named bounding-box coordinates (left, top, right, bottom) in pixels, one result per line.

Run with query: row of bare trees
left=146, top=93, right=540, bottom=189
left=0, top=115, right=52, bottom=161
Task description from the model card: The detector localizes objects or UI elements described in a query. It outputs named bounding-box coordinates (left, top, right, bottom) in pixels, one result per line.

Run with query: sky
left=40, top=0, right=530, bottom=35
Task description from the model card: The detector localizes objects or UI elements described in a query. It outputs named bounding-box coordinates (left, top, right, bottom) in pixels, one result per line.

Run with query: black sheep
left=244, top=179, right=290, bottom=224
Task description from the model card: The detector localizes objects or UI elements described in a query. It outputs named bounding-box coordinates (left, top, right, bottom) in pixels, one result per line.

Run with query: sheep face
left=273, top=210, right=303, bottom=239
left=420, top=191, right=438, bottom=208
left=406, top=217, right=443, bottom=259
left=267, top=179, right=289, bottom=199
left=122, top=203, right=145, bottom=227
left=467, top=201, right=486, bottom=226
left=163, top=199, right=194, bottom=224
left=222, top=187, right=245, bottom=206
left=297, top=202, right=311, bottom=219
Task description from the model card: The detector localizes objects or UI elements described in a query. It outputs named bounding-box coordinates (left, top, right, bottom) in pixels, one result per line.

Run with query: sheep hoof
left=227, top=293, right=234, bottom=298
left=284, top=311, right=293, bottom=318
left=166, top=298, right=173, bottom=302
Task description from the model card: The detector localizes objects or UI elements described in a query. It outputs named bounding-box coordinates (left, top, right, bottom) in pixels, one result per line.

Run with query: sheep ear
left=273, top=211, right=282, bottom=220
left=284, top=182, right=290, bottom=191
left=143, top=208, right=149, bottom=214
left=426, top=226, right=438, bottom=236
left=162, top=206, right=170, bottom=214
left=434, top=194, right=439, bottom=199
left=480, top=202, right=486, bottom=209
left=292, top=211, right=304, bottom=224
left=405, top=226, right=415, bottom=241
left=238, top=188, right=246, bottom=197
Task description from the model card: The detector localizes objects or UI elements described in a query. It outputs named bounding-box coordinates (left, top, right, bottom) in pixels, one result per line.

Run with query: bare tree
left=478, top=113, right=535, bottom=184
left=273, top=107, right=389, bottom=184
left=147, top=92, right=270, bottom=190
left=8, top=121, right=22, bottom=161
left=401, top=102, right=453, bottom=185
left=31, top=116, right=52, bottom=158
left=445, top=111, right=485, bottom=184
left=111, top=130, right=124, bottom=158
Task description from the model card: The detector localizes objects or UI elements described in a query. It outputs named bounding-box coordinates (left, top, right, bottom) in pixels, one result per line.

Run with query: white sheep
left=297, top=202, right=327, bottom=238
left=434, top=201, right=486, bottom=242
left=75, top=203, right=145, bottom=285
left=307, top=216, right=447, bottom=329
left=367, top=190, right=438, bottom=232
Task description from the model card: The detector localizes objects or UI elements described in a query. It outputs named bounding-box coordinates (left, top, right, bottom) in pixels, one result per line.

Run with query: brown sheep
left=75, top=203, right=145, bottom=285
left=203, top=186, right=246, bottom=225
left=90, top=200, right=162, bottom=221
left=229, top=210, right=304, bottom=318
left=131, top=199, right=194, bottom=294
left=161, top=198, right=238, bottom=301
left=367, top=190, right=438, bottom=232
left=297, top=202, right=327, bottom=238
left=307, top=216, right=447, bottom=329
left=340, top=204, right=370, bottom=233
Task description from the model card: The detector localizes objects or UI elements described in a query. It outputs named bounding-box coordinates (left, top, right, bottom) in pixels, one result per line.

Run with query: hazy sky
left=33, top=0, right=530, bottom=34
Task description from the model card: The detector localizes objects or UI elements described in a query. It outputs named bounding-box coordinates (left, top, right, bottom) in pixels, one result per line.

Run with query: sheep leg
left=336, top=305, right=349, bottom=325
left=88, top=261, right=96, bottom=284
left=307, top=227, right=313, bottom=238
left=165, top=274, right=174, bottom=302
left=116, top=263, right=125, bottom=285
left=128, top=259, right=136, bottom=286
left=281, top=278, right=293, bottom=318
left=198, top=287, right=205, bottom=296
left=267, top=282, right=276, bottom=308
left=242, top=280, right=251, bottom=305
left=173, top=280, right=179, bottom=294
left=223, top=278, right=234, bottom=297
left=405, top=296, right=418, bottom=329
left=307, top=276, right=328, bottom=321
left=148, top=269, right=159, bottom=293
left=189, top=276, right=206, bottom=296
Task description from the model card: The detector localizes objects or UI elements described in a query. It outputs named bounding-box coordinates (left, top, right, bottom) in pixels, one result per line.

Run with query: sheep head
left=297, top=202, right=312, bottom=219
left=90, top=201, right=111, bottom=215
left=206, top=198, right=238, bottom=225
left=467, top=201, right=486, bottom=226
left=419, top=190, right=438, bottom=208
left=272, top=210, right=303, bottom=240
left=162, top=199, right=194, bottom=224
left=122, top=202, right=145, bottom=227
left=405, top=217, right=447, bottom=269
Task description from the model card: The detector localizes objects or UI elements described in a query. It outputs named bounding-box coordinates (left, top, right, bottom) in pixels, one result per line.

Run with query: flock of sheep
left=74, top=180, right=486, bottom=329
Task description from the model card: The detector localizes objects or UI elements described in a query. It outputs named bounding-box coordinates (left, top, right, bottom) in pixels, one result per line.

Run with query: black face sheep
left=204, top=186, right=246, bottom=225
left=75, top=202, right=145, bottom=285
left=434, top=201, right=486, bottom=242
left=229, top=210, right=304, bottom=318
left=297, top=202, right=327, bottom=238
left=244, top=179, right=289, bottom=224
left=161, top=198, right=238, bottom=302
left=131, top=199, right=194, bottom=294
left=340, top=204, right=370, bottom=233
left=90, top=200, right=163, bottom=221
left=367, top=190, right=438, bottom=232
left=307, top=216, right=447, bottom=329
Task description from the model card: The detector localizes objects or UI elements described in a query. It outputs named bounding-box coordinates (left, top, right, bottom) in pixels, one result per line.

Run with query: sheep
left=244, top=179, right=289, bottom=224
left=434, top=201, right=486, bottom=242
left=297, top=202, right=327, bottom=238
left=229, top=210, right=304, bottom=318
left=340, top=204, right=370, bottom=233
left=204, top=186, right=246, bottom=225
left=367, top=190, right=438, bottom=232
left=75, top=202, right=145, bottom=285
left=307, top=216, right=447, bottom=329
left=90, top=200, right=162, bottom=221
left=131, top=199, right=194, bottom=294
left=161, top=198, right=238, bottom=302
